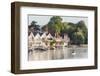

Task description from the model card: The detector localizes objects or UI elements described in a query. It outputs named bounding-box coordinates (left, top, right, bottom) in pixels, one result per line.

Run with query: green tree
left=62, top=22, right=76, bottom=42
left=47, top=16, right=64, bottom=34
left=76, top=20, right=88, bottom=44
left=62, top=21, right=87, bottom=45
left=29, top=21, right=40, bottom=32
left=42, top=16, right=64, bottom=34
left=72, top=30, right=85, bottom=45
left=42, top=17, right=88, bottom=45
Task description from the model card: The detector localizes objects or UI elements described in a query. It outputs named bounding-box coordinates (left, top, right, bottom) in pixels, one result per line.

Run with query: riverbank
left=68, top=44, right=88, bottom=48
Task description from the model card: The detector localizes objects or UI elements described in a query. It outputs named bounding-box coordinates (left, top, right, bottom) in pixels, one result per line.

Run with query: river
left=28, top=47, right=88, bottom=61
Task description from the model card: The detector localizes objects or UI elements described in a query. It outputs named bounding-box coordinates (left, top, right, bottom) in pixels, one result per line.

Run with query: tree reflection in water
left=28, top=47, right=88, bottom=61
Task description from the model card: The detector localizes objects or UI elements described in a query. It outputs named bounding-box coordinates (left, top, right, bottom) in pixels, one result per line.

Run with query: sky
left=28, top=15, right=88, bottom=27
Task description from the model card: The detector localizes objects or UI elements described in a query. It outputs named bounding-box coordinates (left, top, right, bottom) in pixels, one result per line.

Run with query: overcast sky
left=28, top=15, right=88, bottom=27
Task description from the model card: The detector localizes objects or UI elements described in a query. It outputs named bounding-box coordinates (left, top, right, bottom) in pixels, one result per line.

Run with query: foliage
left=43, top=16, right=88, bottom=45
left=47, top=16, right=64, bottom=34
left=29, top=21, right=40, bottom=32
left=31, top=16, right=88, bottom=45
left=50, top=40, right=56, bottom=46
left=72, top=31, right=85, bottom=45
left=76, top=21, right=88, bottom=44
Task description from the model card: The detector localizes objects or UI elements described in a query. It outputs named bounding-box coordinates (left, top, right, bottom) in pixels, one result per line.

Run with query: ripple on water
left=28, top=47, right=88, bottom=61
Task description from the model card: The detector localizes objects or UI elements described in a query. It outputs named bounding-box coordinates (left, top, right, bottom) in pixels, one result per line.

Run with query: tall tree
left=29, top=21, right=40, bottom=32
left=47, top=16, right=64, bottom=35
left=76, top=20, right=88, bottom=44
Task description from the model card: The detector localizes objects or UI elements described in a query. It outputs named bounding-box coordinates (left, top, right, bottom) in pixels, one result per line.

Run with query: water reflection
left=28, top=47, right=88, bottom=61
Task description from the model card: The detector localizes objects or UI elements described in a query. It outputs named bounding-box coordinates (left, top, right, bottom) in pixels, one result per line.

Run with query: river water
left=28, top=47, right=88, bottom=61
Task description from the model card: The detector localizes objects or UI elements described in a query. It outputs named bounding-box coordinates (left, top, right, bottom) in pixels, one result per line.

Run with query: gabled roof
left=28, top=32, right=34, bottom=40
left=28, top=32, right=54, bottom=39
left=34, top=33, right=41, bottom=39
left=46, top=33, right=53, bottom=39
left=41, top=32, right=47, bottom=39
